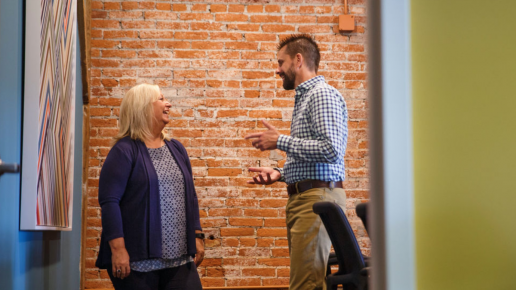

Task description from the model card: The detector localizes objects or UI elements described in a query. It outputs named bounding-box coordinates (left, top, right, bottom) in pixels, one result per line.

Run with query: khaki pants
left=286, top=187, right=347, bottom=290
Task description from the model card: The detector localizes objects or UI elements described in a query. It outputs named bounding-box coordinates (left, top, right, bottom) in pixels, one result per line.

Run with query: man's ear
left=295, top=53, right=303, bottom=69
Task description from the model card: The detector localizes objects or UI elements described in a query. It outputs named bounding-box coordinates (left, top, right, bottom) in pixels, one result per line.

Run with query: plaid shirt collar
left=295, top=75, right=325, bottom=97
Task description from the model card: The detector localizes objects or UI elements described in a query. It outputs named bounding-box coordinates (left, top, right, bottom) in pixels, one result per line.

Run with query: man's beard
left=281, top=67, right=296, bottom=90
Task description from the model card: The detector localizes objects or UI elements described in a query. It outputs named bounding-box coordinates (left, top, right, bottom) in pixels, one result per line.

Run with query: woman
left=95, top=84, right=204, bottom=289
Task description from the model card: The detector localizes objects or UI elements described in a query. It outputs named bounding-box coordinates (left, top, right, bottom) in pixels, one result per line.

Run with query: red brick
left=215, top=14, right=248, bottom=22
left=91, top=19, right=120, bottom=29
left=91, top=40, right=118, bottom=48
left=103, top=31, right=138, bottom=39
left=103, top=2, right=120, bottom=10
left=242, top=268, right=275, bottom=277
left=318, top=16, right=339, bottom=24
left=120, top=2, right=138, bottom=10
left=229, top=218, right=263, bottom=227
left=225, top=42, right=259, bottom=50
left=157, top=41, right=190, bottom=49
left=90, top=30, right=102, bottom=38
left=250, top=15, right=282, bottom=23
left=245, top=33, right=277, bottom=42
left=178, top=13, right=212, bottom=21
left=242, top=71, right=274, bottom=79
left=191, top=22, right=225, bottom=31
left=109, top=11, right=142, bottom=19
left=245, top=209, right=279, bottom=217
left=210, top=4, right=227, bottom=12
left=156, top=3, right=171, bottom=10
left=91, top=1, right=103, bottom=10
left=208, top=208, right=242, bottom=217
left=264, top=218, right=286, bottom=227
left=247, top=5, right=263, bottom=13
left=91, top=10, right=107, bottom=19
left=206, top=267, right=225, bottom=277
left=187, top=42, right=220, bottom=51
left=220, top=228, right=254, bottom=236
left=174, top=32, right=209, bottom=40
left=91, top=59, right=120, bottom=68
left=333, top=44, right=365, bottom=52
left=121, top=59, right=154, bottom=68
left=228, top=4, right=245, bottom=12
left=299, top=25, right=331, bottom=33
left=121, top=40, right=155, bottom=49
left=262, top=24, right=296, bottom=33
left=156, top=22, right=189, bottom=30
left=210, top=32, right=243, bottom=40
left=121, top=20, right=155, bottom=29
left=284, top=15, right=316, bottom=23
left=265, top=5, right=280, bottom=13
left=174, top=50, right=205, bottom=59
left=144, top=11, right=177, bottom=20
left=139, top=31, right=174, bottom=39
left=260, top=199, right=287, bottom=208
left=227, top=278, right=261, bottom=287
left=172, top=4, right=188, bottom=12
left=138, top=50, right=173, bottom=58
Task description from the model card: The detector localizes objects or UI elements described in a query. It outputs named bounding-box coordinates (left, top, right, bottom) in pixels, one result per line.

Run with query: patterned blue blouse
left=130, top=145, right=193, bottom=272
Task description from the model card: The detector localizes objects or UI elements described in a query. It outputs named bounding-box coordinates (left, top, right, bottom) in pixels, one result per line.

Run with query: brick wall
left=84, top=0, right=369, bottom=288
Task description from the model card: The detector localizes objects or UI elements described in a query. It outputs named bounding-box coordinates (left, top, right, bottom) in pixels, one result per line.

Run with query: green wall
left=412, top=1, right=516, bottom=289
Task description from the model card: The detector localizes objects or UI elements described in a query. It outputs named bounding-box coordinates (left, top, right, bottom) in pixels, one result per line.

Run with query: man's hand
left=247, top=167, right=281, bottom=185
left=194, top=234, right=205, bottom=267
left=245, top=120, right=280, bottom=151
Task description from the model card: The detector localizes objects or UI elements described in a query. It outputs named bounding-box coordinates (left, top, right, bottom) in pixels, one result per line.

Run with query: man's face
left=276, top=47, right=297, bottom=90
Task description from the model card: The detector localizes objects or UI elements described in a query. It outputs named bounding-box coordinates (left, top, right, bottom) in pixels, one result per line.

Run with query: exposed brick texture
left=84, top=1, right=369, bottom=289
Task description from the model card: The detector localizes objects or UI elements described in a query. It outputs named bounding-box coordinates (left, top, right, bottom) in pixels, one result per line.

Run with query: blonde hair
left=114, top=83, right=166, bottom=143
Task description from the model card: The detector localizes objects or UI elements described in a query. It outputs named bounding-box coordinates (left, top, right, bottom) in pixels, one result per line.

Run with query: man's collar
left=295, top=75, right=325, bottom=93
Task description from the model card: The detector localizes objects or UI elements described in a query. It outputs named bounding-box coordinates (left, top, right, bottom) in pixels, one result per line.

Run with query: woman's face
left=152, top=91, right=172, bottom=129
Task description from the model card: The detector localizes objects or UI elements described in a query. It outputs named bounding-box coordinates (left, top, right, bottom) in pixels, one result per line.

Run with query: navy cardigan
left=95, top=137, right=202, bottom=269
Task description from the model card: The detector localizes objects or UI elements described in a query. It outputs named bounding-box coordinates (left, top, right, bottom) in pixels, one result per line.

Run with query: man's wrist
left=273, top=167, right=286, bottom=182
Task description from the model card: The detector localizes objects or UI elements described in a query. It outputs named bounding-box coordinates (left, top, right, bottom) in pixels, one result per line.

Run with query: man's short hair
left=277, top=34, right=321, bottom=73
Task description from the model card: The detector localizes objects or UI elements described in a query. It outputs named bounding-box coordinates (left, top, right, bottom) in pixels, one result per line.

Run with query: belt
left=287, top=180, right=343, bottom=197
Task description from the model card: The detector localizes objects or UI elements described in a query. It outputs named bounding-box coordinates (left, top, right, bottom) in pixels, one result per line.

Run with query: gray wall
left=0, top=0, right=83, bottom=289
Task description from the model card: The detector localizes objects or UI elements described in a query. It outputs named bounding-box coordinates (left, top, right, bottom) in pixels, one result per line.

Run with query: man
left=245, top=34, right=348, bottom=290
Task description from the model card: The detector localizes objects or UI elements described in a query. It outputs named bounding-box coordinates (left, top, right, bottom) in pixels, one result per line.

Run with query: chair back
left=355, top=202, right=369, bottom=235
left=313, top=202, right=366, bottom=285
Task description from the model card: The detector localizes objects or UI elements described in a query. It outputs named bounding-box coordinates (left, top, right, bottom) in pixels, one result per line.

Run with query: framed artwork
left=21, top=0, right=77, bottom=230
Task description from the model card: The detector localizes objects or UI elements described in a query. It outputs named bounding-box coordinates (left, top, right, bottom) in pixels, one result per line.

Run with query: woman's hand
left=194, top=235, right=205, bottom=267
left=109, top=237, right=131, bottom=279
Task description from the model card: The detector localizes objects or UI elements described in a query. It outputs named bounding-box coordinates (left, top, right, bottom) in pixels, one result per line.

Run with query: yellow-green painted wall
left=412, top=1, right=516, bottom=289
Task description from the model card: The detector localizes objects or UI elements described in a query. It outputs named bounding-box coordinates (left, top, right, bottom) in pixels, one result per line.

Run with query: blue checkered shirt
left=276, top=76, right=348, bottom=184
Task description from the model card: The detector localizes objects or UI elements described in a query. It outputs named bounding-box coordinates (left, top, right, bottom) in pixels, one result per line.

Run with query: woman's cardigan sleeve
left=98, top=142, right=134, bottom=242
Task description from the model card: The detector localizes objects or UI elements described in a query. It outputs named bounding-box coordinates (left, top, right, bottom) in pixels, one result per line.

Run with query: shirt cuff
left=273, top=167, right=285, bottom=183
left=277, top=134, right=291, bottom=152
